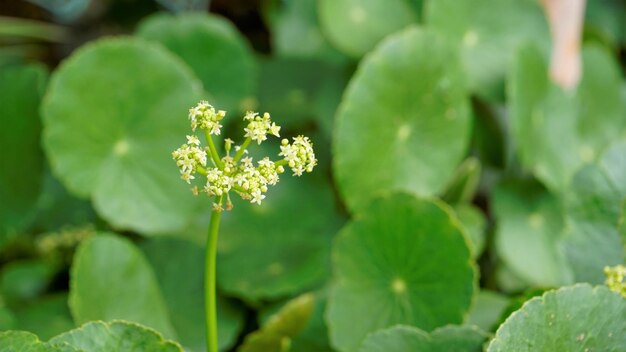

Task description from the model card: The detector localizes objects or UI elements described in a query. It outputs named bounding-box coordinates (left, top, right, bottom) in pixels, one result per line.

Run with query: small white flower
left=279, top=136, right=317, bottom=176
left=188, top=100, right=225, bottom=135
left=251, top=189, right=265, bottom=205
left=186, top=135, right=201, bottom=146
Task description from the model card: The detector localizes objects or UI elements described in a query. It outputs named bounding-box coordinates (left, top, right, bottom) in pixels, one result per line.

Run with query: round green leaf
left=488, top=284, right=626, bottom=351
left=268, top=0, right=346, bottom=63
left=360, top=325, right=487, bottom=352
left=42, top=37, right=203, bottom=235
left=218, top=173, right=344, bottom=302
left=333, top=27, right=471, bottom=212
left=69, top=233, right=176, bottom=338
left=142, top=237, right=244, bottom=352
left=318, top=0, right=417, bottom=57
left=563, top=141, right=626, bottom=283
left=50, top=321, right=183, bottom=352
left=326, top=193, right=476, bottom=352
left=0, top=63, right=47, bottom=235
left=136, top=12, right=257, bottom=113
left=0, top=331, right=75, bottom=352
left=426, top=0, right=548, bottom=100
left=509, top=44, right=626, bottom=192
left=493, top=180, right=573, bottom=287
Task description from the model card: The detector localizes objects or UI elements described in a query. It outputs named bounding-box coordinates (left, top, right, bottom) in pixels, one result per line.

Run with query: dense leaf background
left=0, top=0, right=625, bottom=351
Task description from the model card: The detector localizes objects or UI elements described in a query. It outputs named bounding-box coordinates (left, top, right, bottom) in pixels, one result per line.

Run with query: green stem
left=275, top=159, right=288, bottom=167
left=205, top=196, right=223, bottom=352
left=232, top=137, right=252, bottom=163
left=204, top=129, right=224, bottom=170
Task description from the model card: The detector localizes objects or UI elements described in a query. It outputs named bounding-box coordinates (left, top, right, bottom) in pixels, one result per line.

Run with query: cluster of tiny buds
left=604, top=265, right=626, bottom=298
left=173, top=101, right=317, bottom=211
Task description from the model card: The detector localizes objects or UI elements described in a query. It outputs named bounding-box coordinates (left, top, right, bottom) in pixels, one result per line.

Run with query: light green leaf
left=333, top=27, right=471, bottom=212
left=318, top=0, right=417, bottom=57
left=142, top=237, right=244, bottom=351
left=0, top=63, right=47, bottom=235
left=509, top=44, right=626, bottom=192
left=488, top=284, right=626, bottom=351
left=467, top=290, right=509, bottom=332
left=269, top=0, right=346, bottom=63
left=493, top=180, right=573, bottom=287
left=136, top=12, right=257, bottom=113
left=50, top=320, right=183, bottom=352
left=240, top=293, right=315, bottom=352
left=69, top=233, right=176, bottom=338
left=218, top=172, right=343, bottom=302
left=426, top=0, right=549, bottom=100
left=42, top=37, right=204, bottom=235
left=562, top=141, right=626, bottom=283
left=454, top=204, right=487, bottom=258
left=495, top=263, right=531, bottom=294
left=360, top=325, right=487, bottom=352
left=0, top=331, right=75, bottom=352
left=326, top=193, right=476, bottom=352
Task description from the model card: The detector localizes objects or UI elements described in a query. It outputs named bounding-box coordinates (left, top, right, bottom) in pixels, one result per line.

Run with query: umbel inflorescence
left=172, top=101, right=317, bottom=211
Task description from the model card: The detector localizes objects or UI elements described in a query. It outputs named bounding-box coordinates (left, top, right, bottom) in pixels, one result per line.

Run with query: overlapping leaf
left=326, top=194, right=476, bottom=352
left=42, top=37, right=204, bottom=235
left=360, top=325, right=487, bottom=352
left=333, top=27, right=471, bottom=212
left=136, top=12, right=257, bottom=113
left=69, top=233, right=176, bottom=338
left=509, top=44, right=626, bottom=192
left=562, top=141, right=626, bottom=283
left=218, top=173, right=343, bottom=302
left=493, top=180, right=572, bottom=287
left=318, top=0, right=417, bottom=57
left=426, top=0, right=549, bottom=99
left=488, top=284, right=626, bottom=351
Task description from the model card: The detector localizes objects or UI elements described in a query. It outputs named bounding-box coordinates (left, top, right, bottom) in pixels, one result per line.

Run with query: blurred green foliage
left=0, top=0, right=625, bottom=351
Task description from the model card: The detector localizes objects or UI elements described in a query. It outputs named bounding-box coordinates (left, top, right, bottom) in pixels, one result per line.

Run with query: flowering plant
left=172, top=101, right=316, bottom=351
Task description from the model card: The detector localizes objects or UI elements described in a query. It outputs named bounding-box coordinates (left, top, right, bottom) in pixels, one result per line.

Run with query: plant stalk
left=205, top=197, right=223, bottom=352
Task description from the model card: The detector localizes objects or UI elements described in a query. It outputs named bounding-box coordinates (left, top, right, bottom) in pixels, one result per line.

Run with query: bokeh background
left=0, top=0, right=625, bottom=351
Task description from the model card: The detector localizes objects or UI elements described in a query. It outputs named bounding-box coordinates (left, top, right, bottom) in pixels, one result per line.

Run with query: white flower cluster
left=204, top=168, right=233, bottom=196
left=232, top=157, right=284, bottom=204
left=243, top=111, right=281, bottom=144
left=189, top=100, right=226, bottom=135
left=172, top=135, right=208, bottom=183
left=174, top=101, right=316, bottom=210
left=279, top=136, right=317, bottom=176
